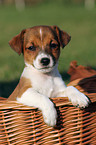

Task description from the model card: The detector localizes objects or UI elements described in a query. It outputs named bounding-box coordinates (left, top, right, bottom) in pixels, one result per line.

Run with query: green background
left=0, top=0, right=96, bottom=97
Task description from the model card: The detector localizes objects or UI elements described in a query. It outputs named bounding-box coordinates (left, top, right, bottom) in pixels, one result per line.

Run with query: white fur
left=17, top=88, right=57, bottom=126
left=17, top=62, right=90, bottom=126
left=58, top=86, right=89, bottom=108
left=21, top=62, right=66, bottom=98
left=39, top=28, right=44, bottom=50
left=40, top=28, right=42, bottom=41
left=33, top=52, right=54, bottom=73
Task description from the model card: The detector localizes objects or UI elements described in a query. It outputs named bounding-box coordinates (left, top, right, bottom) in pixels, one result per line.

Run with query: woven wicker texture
left=0, top=78, right=96, bottom=145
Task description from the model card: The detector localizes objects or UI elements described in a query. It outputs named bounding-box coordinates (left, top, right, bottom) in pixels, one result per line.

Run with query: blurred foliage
left=0, top=0, right=87, bottom=6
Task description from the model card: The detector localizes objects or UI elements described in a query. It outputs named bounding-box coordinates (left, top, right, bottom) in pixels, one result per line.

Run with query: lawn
left=0, top=1, right=96, bottom=97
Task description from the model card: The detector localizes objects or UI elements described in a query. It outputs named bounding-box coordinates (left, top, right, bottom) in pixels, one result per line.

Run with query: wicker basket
left=0, top=78, right=96, bottom=145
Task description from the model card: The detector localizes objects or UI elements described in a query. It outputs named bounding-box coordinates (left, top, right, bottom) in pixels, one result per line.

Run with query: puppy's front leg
left=54, top=77, right=90, bottom=108
left=63, top=86, right=90, bottom=108
left=17, top=88, right=57, bottom=127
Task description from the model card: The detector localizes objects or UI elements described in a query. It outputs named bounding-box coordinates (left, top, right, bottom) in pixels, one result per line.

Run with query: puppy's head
left=9, top=25, right=71, bottom=73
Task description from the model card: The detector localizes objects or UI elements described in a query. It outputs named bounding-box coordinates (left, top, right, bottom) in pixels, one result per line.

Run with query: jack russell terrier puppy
left=8, top=25, right=90, bottom=127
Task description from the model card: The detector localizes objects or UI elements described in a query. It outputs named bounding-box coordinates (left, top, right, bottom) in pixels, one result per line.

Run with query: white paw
left=65, top=86, right=90, bottom=108
left=42, top=102, right=57, bottom=127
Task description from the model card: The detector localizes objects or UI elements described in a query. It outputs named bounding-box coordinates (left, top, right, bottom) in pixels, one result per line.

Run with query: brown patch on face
left=23, top=28, right=41, bottom=65
left=23, top=26, right=61, bottom=65
left=8, top=77, right=32, bottom=101
left=51, top=26, right=71, bottom=48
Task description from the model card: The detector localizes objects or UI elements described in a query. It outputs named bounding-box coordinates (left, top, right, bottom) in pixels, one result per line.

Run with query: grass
left=0, top=1, right=96, bottom=97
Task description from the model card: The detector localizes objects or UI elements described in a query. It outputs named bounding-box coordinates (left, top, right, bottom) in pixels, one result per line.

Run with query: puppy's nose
left=41, top=58, right=50, bottom=66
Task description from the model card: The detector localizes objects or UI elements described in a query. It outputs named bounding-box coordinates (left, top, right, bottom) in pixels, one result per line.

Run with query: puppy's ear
left=51, top=26, right=71, bottom=48
left=9, top=29, right=26, bottom=55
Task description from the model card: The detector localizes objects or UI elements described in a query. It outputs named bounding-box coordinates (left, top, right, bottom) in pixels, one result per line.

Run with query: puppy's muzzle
left=41, top=58, right=50, bottom=66
left=33, top=52, right=55, bottom=73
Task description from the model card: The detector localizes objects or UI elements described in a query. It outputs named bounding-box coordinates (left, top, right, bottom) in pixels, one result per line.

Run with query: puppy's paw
left=66, top=86, right=90, bottom=108
left=42, top=103, right=57, bottom=127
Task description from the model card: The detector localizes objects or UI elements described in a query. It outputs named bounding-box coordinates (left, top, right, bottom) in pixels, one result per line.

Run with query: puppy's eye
left=50, top=43, right=58, bottom=49
left=27, top=46, right=36, bottom=51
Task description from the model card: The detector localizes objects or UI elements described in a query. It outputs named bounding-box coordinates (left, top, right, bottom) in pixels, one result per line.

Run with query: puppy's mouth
left=33, top=52, right=55, bottom=73
left=33, top=65, right=55, bottom=70
left=33, top=65, right=52, bottom=70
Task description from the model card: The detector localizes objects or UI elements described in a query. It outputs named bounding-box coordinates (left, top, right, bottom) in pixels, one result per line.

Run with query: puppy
left=8, top=25, right=90, bottom=127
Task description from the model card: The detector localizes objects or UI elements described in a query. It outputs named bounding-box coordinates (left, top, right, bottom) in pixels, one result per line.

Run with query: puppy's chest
left=31, top=74, right=54, bottom=97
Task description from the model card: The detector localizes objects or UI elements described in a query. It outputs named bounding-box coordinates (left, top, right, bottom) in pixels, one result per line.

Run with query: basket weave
left=0, top=78, right=96, bottom=145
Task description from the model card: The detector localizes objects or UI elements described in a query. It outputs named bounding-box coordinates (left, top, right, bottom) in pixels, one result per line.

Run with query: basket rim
left=0, top=97, right=72, bottom=110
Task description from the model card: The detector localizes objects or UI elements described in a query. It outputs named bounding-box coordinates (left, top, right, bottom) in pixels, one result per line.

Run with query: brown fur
left=8, top=77, right=32, bottom=101
left=9, top=29, right=26, bottom=55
